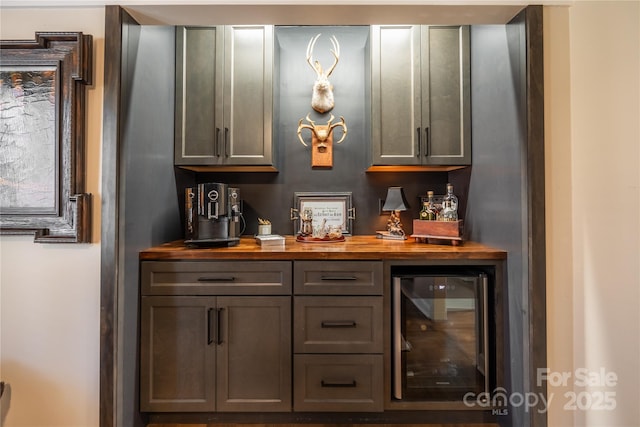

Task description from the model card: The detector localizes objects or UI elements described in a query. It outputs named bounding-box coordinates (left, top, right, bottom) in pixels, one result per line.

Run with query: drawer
left=294, top=354, right=383, bottom=412
left=294, top=261, right=383, bottom=295
left=294, top=296, right=383, bottom=353
left=141, top=261, right=292, bottom=295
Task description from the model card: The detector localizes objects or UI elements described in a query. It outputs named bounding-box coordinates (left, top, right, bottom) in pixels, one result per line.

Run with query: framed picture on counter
left=290, top=192, right=355, bottom=236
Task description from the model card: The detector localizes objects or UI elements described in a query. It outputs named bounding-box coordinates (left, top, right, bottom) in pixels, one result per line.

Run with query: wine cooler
left=392, top=270, right=490, bottom=402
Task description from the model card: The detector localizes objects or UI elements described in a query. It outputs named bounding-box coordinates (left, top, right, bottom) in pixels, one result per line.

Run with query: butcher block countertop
left=140, top=235, right=507, bottom=261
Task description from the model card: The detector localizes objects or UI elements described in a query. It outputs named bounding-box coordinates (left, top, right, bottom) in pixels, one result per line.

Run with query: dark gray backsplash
left=188, top=26, right=449, bottom=236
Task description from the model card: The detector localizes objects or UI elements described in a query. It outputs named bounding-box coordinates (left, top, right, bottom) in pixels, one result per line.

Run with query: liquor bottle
left=441, top=183, right=458, bottom=221
left=419, top=191, right=437, bottom=220
left=419, top=201, right=430, bottom=220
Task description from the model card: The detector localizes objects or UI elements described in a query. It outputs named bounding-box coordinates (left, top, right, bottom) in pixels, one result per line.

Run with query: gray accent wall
left=197, top=25, right=449, bottom=236
left=120, top=25, right=182, bottom=426
left=107, top=19, right=542, bottom=427
left=466, top=24, right=529, bottom=427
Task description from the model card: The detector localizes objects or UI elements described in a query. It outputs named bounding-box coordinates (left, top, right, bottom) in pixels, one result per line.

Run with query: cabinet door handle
left=216, top=307, right=223, bottom=345
left=321, top=320, right=357, bottom=328
left=321, top=379, right=357, bottom=388
left=197, top=276, right=236, bottom=282
left=224, top=127, right=230, bottom=157
left=207, top=307, right=223, bottom=345
left=416, top=127, right=421, bottom=157
left=215, top=128, right=221, bottom=157
left=424, top=127, right=430, bottom=157
left=207, top=307, right=216, bottom=345
left=320, top=275, right=357, bottom=281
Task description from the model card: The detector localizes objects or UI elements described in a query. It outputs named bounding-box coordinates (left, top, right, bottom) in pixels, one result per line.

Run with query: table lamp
left=378, top=186, right=409, bottom=240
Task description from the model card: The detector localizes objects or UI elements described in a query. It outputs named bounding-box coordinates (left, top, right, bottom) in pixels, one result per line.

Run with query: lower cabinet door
left=216, top=296, right=292, bottom=412
left=294, top=354, right=383, bottom=412
left=140, top=296, right=217, bottom=412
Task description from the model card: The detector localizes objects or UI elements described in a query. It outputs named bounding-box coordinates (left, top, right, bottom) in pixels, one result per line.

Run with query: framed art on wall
left=0, top=32, right=92, bottom=242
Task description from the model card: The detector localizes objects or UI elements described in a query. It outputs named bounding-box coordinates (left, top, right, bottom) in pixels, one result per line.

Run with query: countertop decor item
left=255, top=234, right=285, bottom=247
left=377, top=186, right=409, bottom=240
left=257, top=218, right=272, bottom=235
left=411, top=219, right=464, bottom=246
left=290, top=192, right=355, bottom=237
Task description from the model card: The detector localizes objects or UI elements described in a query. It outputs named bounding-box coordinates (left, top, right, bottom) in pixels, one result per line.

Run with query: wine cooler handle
left=392, top=276, right=402, bottom=399
left=481, top=273, right=490, bottom=395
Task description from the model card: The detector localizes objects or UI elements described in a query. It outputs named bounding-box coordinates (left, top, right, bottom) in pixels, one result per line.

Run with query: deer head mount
left=307, top=34, right=340, bottom=114
left=297, top=113, right=347, bottom=168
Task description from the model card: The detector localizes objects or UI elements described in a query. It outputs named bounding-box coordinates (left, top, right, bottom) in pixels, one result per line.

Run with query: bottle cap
left=427, top=190, right=434, bottom=196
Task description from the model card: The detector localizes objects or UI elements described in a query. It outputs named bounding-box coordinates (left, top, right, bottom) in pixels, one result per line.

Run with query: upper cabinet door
left=175, top=26, right=224, bottom=165
left=175, top=25, right=274, bottom=167
left=223, top=25, right=274, bottom=165
left=371, top=25, right=470, bottom=167
left=371, top=25, right=423, bottom=166
left=426, top=25, right=471, bottom=165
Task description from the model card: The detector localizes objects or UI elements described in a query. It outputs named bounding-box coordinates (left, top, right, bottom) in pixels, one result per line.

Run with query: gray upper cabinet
left=370, top=25, right=470, bottom=166
left=175, top=25, right=274, bottom=167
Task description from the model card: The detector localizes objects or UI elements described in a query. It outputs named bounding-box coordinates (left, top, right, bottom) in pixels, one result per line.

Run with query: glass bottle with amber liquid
left=441, top=183, right=458, bottom=221
left=419, top=191, right=437, bottom=221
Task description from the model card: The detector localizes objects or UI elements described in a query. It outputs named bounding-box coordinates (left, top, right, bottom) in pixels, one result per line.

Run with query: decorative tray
left=296, top=235, right=345, bottom=243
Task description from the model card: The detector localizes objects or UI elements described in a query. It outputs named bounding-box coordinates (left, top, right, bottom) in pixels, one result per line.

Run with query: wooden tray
left=411, top=219, right=464, bottom=246
left=296, top=235, right=345, bottom=243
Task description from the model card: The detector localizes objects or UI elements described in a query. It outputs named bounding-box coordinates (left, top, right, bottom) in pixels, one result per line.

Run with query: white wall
left=0, top=7, right=104, bottom=427
left=546, top=2, right=640, bottom=426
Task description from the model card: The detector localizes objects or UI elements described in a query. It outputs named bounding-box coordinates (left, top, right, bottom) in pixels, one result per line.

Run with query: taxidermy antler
left=307, top=34, right=340, bottom=114
left=297, top=113, right=347, bottom=168
left=297, top=114, right=347, bottom=148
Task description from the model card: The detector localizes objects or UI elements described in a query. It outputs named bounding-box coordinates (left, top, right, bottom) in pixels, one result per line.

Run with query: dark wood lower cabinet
left=140, top=296, right=216, bottom=412
left=140, top=279, right=292, bottom=413
left=216, top=296, right=291, bottom=412
left=140, top=262, right=292, bottom=413
left=140, top=242, right=506, bottom=425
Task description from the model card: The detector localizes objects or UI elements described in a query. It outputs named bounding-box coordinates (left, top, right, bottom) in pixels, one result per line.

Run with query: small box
left=411, top=220, right=464, bottom=245
left=255, top=234, right=285, bottom=247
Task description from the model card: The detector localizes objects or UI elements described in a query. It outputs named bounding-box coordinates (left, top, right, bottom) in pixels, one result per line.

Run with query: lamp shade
left=382, top=187, right=409, bottom=211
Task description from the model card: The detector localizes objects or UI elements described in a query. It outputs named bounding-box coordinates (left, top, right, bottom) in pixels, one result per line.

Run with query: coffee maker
left=185, top=182, right=243, bottom=246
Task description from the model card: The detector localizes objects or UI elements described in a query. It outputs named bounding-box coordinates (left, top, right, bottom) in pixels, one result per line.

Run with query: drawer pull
left=321, top=379, right=357, bottom=388
left=321, top=320, right=357, bottom=328
left=320, top=275, right=357, bottom=281
left=197, top=276, right=235, bottom=282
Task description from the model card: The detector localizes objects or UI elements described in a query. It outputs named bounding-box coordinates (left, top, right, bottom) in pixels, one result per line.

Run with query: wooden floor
left=149, top=424, right=499, bottom=427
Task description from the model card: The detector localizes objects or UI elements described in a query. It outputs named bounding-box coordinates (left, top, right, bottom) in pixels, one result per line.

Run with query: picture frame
left=0, top=32, right=93, bottom=242
left=290, top=192, right=356, bottom=236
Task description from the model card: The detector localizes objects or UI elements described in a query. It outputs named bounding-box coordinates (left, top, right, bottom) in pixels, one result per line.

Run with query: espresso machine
left=185, top=182, right=243, bottom=246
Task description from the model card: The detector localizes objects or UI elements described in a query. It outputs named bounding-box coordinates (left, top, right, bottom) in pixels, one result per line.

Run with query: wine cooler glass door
left=392, top=273, right=488, bottom=401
